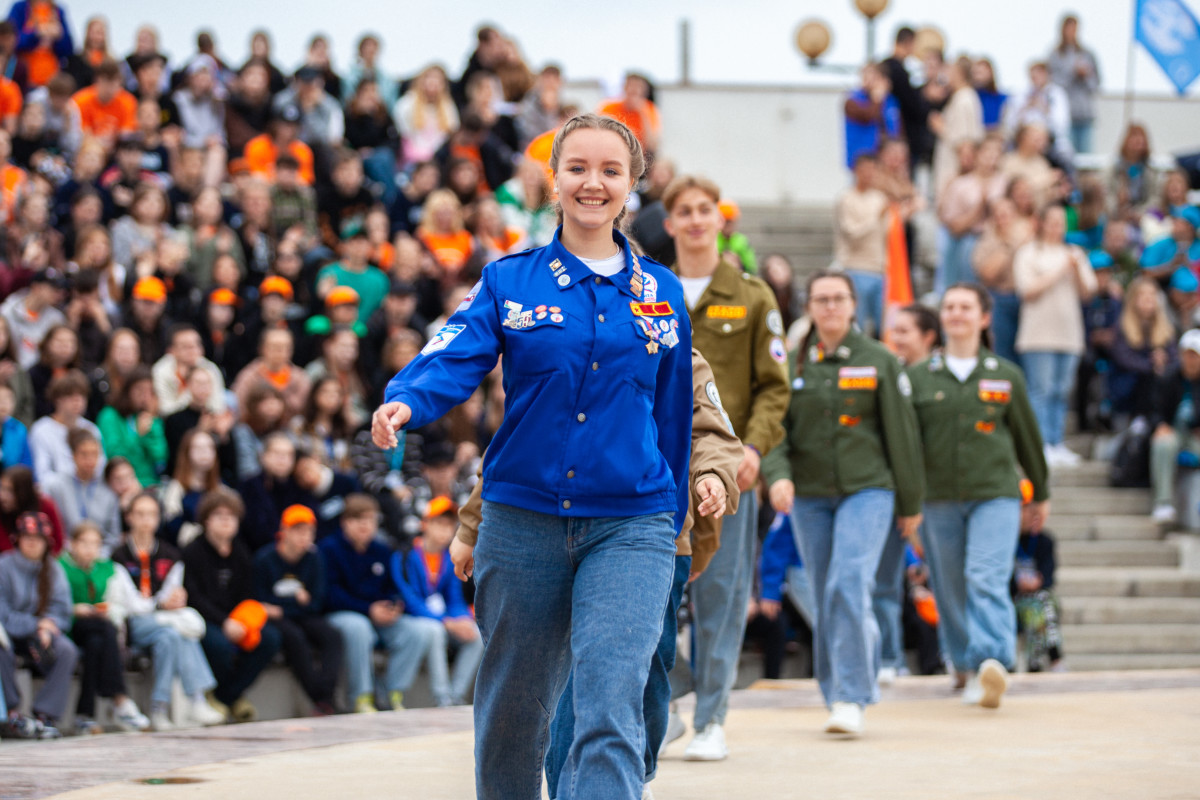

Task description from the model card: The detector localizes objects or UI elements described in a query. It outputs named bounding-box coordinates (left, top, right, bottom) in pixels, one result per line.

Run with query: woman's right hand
left=450, top=537, right=475, bottom=581
left=371, top=401, right=412, bottom=449
left=768, top=480, right=795, bottom=513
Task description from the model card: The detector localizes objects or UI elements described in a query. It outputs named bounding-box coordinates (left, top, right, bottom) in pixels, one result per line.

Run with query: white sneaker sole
left=978, top=661, right=1009, bottom=709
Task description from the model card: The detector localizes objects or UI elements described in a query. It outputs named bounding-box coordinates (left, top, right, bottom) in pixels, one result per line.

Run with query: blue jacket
left=317, top=532, right=399, bottom=616
left=843, top=89, right=901, bottom=169
left=1140, top=237, right=1200, bottom=270
left=386, top=229, right=693, bottom=528
left=391, top=544, right=471, bottom=621
left=0, top=417, right=33, bottom=472
left=6, top=2, right=74, bottom=60
left=759, top=511, right=802, bottom=604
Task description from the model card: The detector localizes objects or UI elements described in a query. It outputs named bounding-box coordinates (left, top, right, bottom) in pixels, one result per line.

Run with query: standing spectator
left=1110, top=123, right=1158, bottom=224
left=930, top=60, right=984, bottom=200
left=58, top=521, right=151, bottom=733
left=40, top=428, right=121, bottom=555
left=0, top=511, right=77, bottom=735
left=395, top=65, right=458, bottom=166
left=833, top=154, right=890, bottom=336
left=598, top=72, right=661, bottom=155
left=716, top=200, right=758, bottom=275
left=973, top=197, right=1034, bottom=364
left=184, top=487, right=282, bottom=722
left=70, top=57, right=135, bottom=151
left=6, top=0, right=72, bottom=87
left=1047, top=15, right=1099, bottom=156
left=1014, top=206, right=1097, bottom=466
left=843, top=62, right=900, bottom=169
left=1004, top=62, right=1073, bottom=165
left=937, top=136, right=1007, bottom=294
left=252, top=503, right=341, bottom=715
left=29, top=370, right=103, bottom=483
left=96, top=366, right=167, bottom=486
left=880, top=27, right=930, bottom=171
left=320, top=493, right=436, bottom=713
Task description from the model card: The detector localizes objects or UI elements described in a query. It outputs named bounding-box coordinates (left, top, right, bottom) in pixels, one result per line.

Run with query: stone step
left=1061, top=596, right=1200, bottom=625
left=1049, top=489, right=1151, bottom=516
left=1056, top=540, right=1179, bottom=568
left=1048, top=462, right=1110, bottom=488
left=1062, top=624, right=1200, bottom=654
left=1047, top=515, right=1161, bottom=542
left=1056, top=568, right=1200, bottom=598
left=1061, top=652, right=1200, bottom=671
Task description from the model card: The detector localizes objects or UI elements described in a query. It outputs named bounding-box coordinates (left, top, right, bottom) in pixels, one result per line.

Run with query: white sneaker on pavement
left=659, top=708, right=686, bottom=756
left=877, top=666, right=897, bottom=687
left=1053, top=444, right=1081, bottom=466
left=112, top=697, right=151, bottom=732
left=642, top=787, right=655, bottom=800
left=149, top=710, right=173, bottom=732
left=961, top=673, right=983, bottom=705
left=1152, top=504, right=1177, bottom=524
left=188, top=697, right=227, bottom=727
left=683, top=723, right=727, bottom=761
left=978, top=659, right=1010, bottom=709
left=823, top=702, right=864, bottom=736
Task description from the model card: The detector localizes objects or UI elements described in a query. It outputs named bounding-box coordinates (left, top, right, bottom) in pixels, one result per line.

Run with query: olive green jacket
left=906, top=349, right=1049, bottom=503
left=675, top=260, right=789, bottom=457
left=761, top=329, right=925, bottom=516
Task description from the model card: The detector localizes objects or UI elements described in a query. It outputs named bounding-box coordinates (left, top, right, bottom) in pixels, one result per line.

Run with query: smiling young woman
left=372, top=113, right=693, bottom=800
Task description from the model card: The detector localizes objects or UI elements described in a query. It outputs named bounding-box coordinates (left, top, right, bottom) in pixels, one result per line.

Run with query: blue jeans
left=988, top=291, right=1020, bottom=365
left=690, top=489, right=759, bottom=730
left=545, top=554, right=690, bottom=795
left=845, top=270, right=884, bottom=338
left=1021, top=351, right=1079, bottom=446
left=473, top=501, right=676, bottom=800
left=936, top=231, right=979, bottom=296
left=872, top=521, right=907, bottom=672
left=1070, top=121, right=1093, bottom=156
left=128, top=615, right=217, bottom=705
left=419, top=616, right=484, bottom=705
left=326, top=610, right=436, bottom=701
left=921, top=499, right=1021, bottom=672
left=200, top=622, right=282, bottom=706
left=791, top=489, right=895, bottom=706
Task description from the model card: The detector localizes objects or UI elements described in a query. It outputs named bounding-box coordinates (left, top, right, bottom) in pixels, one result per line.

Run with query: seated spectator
left=66, top=270, right=114, bottom=371
left=244, top=104, right=314, bottom=186
left=40, top=428, right=121, bottom=556
left=172, top=55, right=226, bottom=188
left=108, top=490, right=225, bottom=730
left=0, top=317, right=34, bottom=426
left=1077, top=252, right=1123, bottom=431
left=234, top=178, right=275, bottom=279
left=129, top=50, right=181, bottom=138
left=1003, top=61, right=1072, bottom=164
left=395, top=65, right=459, bottom=166
left=273, top=65, right=343, bottom=157
left=717, top=199, right=758, bottom=275
left=316, top=223, right=388, bottom=324
left=183, top=186, right=246, bottom=291
left=293, top=446, right=361, bottom=541
left=292, top=375, right=357, bottom=473
left=252, top=504, right=342, bottom=715
left=198, top=288, right=244, bottom=382
left=1001, top=123, right=1068, bottom=209
left=389, top=159, right=439, bottom=235
left=416, top=189, right=475, bottom=285
left=58, top=521, right=151, bottom=733
left=1149, top=329, right=1200, bottom=523
left=344, top=79, right=400, bottom=206
left=230, top=382, right=290, bottom=484
left=515, top=64, right=562, bottom=149
left=97, top=365, right=167, bottom=487
left=52, top=139, right=109, bottom=224
left=88, top=327, right=141, bottom=419
left=0, top=266, right=68, bottom=369
left=0, top=511, right=77, bottom=737
left=467, top=196, right=523, bottom=260
left=319, top=494, right=435, bottom=712
left=598, top=71, right=661, bottom=154
left=0, top=464, right=64, bottom=554
left=343, top=34, right=398, bottom=107
left=163, top=366, right=237, bottom=479
left=1140, top=207, right=1200, bottom=283
left=29, top=369, right=105, bottom=482
left=316, top=149, right=374, bottom=248
left=184, top=487, right=282, bottom=722
left=757, top=510, right=817, bottom=679
left=5, top=190, right=65, bottom=279
left=391, top=496, right=482, bottom=706
left=161, top=429, right=226, bottom=548
left=304, top=328, right=369, bottom=428
left=68, top=224, right=126, bottom=325
left=9, top=1, right=73, bottom=89
left=495, top=155, right=555, bottom=248
left=1141, top=169, right=1192, bottom=248
left=1012, top=482, right=1063, bottom=672
left=225, top=60, right=273, bottom=158
left=110, top=183, right=174, bottom=268
left=231, top=327, right=311, bottom=420
left=1067, top=176, right=1108, bottom=251
left=362, top=281, right=427, bottom=380
left=1109, top=276, right=1178, bottom=424
left=27, top=323, right=81, bottom=420
left=269, top=156, right=319, bottom=245
left=238, top=431, right=310, bottom=549
left=99, top=135, right=159, bottom=219
left=70, top=57, right=136, bottom=150
left=0, top=380, right=33, bottom=472
left=103, top=456, right=141, bottom=521
left=152, top=324, right=228, bottom=417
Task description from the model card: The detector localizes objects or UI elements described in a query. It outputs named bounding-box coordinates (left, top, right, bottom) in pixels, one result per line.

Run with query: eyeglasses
left=810, top=294, right=853, bottom=307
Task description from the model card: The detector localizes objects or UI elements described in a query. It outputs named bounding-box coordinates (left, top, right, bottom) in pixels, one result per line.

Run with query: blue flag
left=1136, top=0, right=1200, bottom=94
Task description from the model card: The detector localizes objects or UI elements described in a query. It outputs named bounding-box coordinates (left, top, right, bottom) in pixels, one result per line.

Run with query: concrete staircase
left=738, top=205, right=833, bottom=275
left=1050, top=461, right=1200, bottom=671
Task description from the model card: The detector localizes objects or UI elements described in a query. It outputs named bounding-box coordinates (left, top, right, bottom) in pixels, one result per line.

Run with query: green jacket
left=676, top=260, right=789, bottom=456
left=906, top=349, right=1049, bottom=503
left=96, top=407, right=167, bottom=488
left=59, top=553, right=115, bottom=607
left=761, top=330, right=924, bottom=515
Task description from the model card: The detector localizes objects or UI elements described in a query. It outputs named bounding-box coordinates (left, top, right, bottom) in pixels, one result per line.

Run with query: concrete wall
left=563, top=81, right=1200, bottom=207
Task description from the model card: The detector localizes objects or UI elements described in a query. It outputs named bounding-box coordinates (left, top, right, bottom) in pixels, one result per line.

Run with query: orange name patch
left=630, top=301, right=674, bottom=316
left=978, top=379, right=1012, bottom=404
left=706, top=305, right=747, bottom=319
left=975, top=420, right=996, bottom=434
left=838, top=377, right=877, bottom=390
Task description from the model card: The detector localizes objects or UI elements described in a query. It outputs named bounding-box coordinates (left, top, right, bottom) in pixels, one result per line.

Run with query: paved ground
left=4, top=670, right=1199, bottom=800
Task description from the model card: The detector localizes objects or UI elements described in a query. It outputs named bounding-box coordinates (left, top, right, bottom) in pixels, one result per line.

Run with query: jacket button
left=722, top=323, right=732, bottom=333
left=567, top=470, right=575, bottom=478
left=577, top=413, right=587, bottom=422
left=594, top=277, right=601, bottom=285
left=592, top=362, right=599, bottom=371
left=562, top=500, right=572, bottom=510
left=598, top=314, right=606, bottom=322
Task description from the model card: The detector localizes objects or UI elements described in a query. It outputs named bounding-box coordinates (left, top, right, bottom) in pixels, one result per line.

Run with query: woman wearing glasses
left=762, top=270, right=924, bottom=737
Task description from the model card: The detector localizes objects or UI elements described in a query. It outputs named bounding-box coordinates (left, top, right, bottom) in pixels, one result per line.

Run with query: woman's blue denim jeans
left=921, top=498, right=1021, bottom=672
left=872, top=520, right=908, bottom=672
left=473, top=501, right=676, bottom=800
left=1020, top=351, right=1079, bottom=446
left=791, top=489, right=895, bottom=706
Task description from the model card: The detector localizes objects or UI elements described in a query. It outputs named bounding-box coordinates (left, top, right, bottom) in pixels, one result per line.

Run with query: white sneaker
left=1053, top=444, right=1081, bottom=466
left=642, top=787, right=655, bottom=800
left=112, top=697, right=151, bottom=732
left=961, top=673, right=983, bottom=705
left=1152, top=504, right=1177, bottom=524
left=823, top=702, right=864, bottom=736
left=683, top=723, right=728, bottom=761
left=978, top=659, right=1010, bottom=709
left=149, top=710, right=173, bottom=732
left=188, top=697, right=227, bottom=727
left=1043, top=444, right=1060, bottom=467
left=877, top=666, right=898, bottom=687
left=659, top=708, right=686, bottom=756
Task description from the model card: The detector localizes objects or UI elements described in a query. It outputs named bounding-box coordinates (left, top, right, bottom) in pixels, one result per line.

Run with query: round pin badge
left=767, top=309, right=784, bottom=336
left=557, top=274, right=570, bottom=287
left=551, top=313, right=564, bottom=323
left=536, top=312, right=547, bottom=320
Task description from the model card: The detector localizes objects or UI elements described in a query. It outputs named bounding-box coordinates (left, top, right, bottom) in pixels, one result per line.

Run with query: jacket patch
left=767, top=309, right=784, bottom=336
left=978, top=379, right=1012, bottom=404
left=707, top=305, right=747, bottom=319
left=838, top=365, right=877, bottom=390
left=975, top=420, right=996, bottom=434
left=838, top=414, right=861, bottom=427
left=422, top=324, right=466, bottom=354
left=456, top=280, right=481, bottom=312
left=630, top=301, right=674, bottom=316
left=769, top=337, right=787, bottom=363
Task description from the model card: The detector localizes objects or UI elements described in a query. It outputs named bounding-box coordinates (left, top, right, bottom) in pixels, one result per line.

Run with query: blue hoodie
left=318, top=532, right=398, bottom=615
left=391, top=541, right=471, bottom=621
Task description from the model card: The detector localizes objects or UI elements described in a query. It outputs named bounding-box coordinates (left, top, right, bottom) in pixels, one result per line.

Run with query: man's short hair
left=67, top=427, right=99, bottom=453
left=197, top=486, right=246, bottom=525
left=662, top=175, right=721, bottom=213
left=895, top=27, right=916, bottom=45
left=167, top=323, right=199, bottom=349
left=94, top=57, right=122, bottom=82
left=342, top=493, right=380, bottom=520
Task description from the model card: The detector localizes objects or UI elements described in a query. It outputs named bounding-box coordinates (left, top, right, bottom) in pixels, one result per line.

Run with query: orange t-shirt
left=72, top=86, right=138, bottom=140
left=418, top=229, right=475, bottom=276
left=597, top=99, right=661, bottom=150
left=244, top=134, right=316, bottom=186
left=0, top=78, right=23, bottom=123
left=1, top=164, right=28, bottom=223
left=18, top=1, right=61, bottom=87
left=372, top=240, right=395, bottom=271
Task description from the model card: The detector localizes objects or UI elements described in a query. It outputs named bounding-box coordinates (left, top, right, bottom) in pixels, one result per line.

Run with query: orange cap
left=1019, top=479, right=1034, bottom=505
left=280, top=504, right=317, bottom=528
left=228, top=158, right=251, bottom=176
left=325, top=286, right=360, bottom=307
left=424, top=495, right=458, bottom=520
left=259, top=275, right=294, bottom=300
left=717, top=199, right=740, bottom=221
left=209, top=288, right=237, bottom=307
left=227, top=599, right=268, bottom=651
left=132, top=276, right=167, bottom=303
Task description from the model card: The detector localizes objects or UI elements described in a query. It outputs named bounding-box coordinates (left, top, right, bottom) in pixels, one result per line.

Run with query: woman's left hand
left=450, top=537, right=475, bottom=581
left=695, top=475, right=727, bottom=519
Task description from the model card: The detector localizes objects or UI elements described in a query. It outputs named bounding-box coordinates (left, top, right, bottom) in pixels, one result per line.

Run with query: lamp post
left=854, top=0, right=889, bottom=63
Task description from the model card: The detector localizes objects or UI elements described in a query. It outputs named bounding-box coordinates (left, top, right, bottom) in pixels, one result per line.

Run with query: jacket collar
left=807, top=328, right=864, bottom=364
left=545, top=227, right=644, bottom=299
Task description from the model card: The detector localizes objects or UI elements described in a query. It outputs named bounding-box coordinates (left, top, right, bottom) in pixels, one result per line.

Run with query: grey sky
left=63, top=0, right=1187, bottom=97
